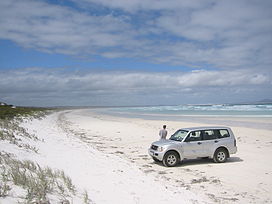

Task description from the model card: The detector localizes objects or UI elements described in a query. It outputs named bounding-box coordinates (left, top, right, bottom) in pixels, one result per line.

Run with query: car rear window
left=218, top=129, right=230, bottom=138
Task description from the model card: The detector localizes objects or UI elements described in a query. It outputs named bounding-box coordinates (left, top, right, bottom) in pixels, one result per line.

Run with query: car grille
left=151, top=145, right=158, bottom=150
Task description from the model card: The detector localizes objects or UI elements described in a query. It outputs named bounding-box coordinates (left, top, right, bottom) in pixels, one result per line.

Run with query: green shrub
left=0, top=106, right=52, bottom=120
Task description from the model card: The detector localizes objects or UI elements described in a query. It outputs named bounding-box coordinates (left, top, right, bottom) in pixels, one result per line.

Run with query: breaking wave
left=109, top=104, right=272, bottom=116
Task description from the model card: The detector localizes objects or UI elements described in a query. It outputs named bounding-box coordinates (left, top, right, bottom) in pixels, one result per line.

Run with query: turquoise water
left=92, top=104, right=272, bottom=130
left=107, top=104, right=272, bottom=117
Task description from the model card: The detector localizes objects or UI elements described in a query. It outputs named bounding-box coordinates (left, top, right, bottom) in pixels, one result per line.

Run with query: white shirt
left=159, top=129, right=167, bottom=139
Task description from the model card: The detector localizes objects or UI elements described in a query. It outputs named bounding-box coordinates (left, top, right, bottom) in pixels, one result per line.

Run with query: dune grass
left=0, top=153, right=77, bottom=203
left=0, top=105, right=55, bottom=152
left=0, top=116, right=40, bottom=153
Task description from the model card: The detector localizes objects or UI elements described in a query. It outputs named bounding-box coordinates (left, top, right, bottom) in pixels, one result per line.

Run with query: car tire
left=213, top=148, right=228, bottom=163
left=163, top=151, right=179, bottom=167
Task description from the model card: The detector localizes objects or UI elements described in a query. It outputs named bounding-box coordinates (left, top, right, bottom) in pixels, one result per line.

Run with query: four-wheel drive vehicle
left=148, top=127, right=237, bottom=167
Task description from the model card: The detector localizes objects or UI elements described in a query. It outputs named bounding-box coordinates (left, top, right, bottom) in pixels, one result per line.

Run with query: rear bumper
left=230, top=146, right=237, bottom=154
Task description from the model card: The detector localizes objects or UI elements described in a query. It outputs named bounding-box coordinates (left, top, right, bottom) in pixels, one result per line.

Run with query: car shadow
left=227, top=156, right=243, bottom=163
left=153, top=157, right=243, bottom=167
left=179, top=157, right=243, bottom=167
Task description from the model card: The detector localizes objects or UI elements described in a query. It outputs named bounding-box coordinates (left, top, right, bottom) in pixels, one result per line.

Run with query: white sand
left=63, top=109, right=272, bottom=203
left=1, top=109, right=272, bottom=203
left=1, top=111, right=203, bottom=203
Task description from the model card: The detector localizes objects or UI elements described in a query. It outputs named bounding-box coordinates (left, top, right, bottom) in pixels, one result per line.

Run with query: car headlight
left=157, top=146, right=164, bottom=152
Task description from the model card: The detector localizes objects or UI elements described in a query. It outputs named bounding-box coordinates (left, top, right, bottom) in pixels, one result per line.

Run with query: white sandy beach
left=1, top=109, right=272, bottom=203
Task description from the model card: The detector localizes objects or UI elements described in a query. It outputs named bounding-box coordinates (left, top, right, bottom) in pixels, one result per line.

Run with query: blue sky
left=0, top=0, right=271, bottom=106
left=0, top=40, right=192, bottom=72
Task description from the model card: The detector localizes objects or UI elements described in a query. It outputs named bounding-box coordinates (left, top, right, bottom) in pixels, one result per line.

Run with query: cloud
left=0, top=0, right=271, bottom=71
left=177, top=70, right=270, bottom=87
left=155, top=0, right=272, bottom=68
left=0, top=68, right=270, bottom=106
left=0, top=0, right=135, bottom=55
left=74, top=0, right=211, bottom=12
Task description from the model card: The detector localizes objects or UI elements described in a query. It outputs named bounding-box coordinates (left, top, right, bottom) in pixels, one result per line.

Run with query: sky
left=0, top=0, right=271, bottom=106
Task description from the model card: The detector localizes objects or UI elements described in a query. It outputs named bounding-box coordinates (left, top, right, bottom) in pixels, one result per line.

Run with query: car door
left=182, top=131, right=205, bottom=159
left=200, top=130, right=219, bottom=156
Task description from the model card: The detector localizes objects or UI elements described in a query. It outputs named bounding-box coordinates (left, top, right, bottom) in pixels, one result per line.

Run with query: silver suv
left=148, top=126, right=237, bottom=167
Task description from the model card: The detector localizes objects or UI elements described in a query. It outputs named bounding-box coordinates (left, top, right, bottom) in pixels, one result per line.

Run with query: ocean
left=106, top=104, right=272, bottom=117
left=94, top=104, right=272, bottom=130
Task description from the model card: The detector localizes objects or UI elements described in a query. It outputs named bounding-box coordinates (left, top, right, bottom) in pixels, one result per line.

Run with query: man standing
left=159, top=125, right=167, bottom=140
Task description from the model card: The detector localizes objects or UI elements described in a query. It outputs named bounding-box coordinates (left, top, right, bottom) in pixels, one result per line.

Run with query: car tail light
left=234, top=139, right=237, bottom=147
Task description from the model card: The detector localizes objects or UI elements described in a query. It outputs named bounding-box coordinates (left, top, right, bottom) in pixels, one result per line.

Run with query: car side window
left=218, top=129, right=230, bottom=138
left=202, top=130, right=217, bottom=140
left=186, top=131, right=202, bottom=142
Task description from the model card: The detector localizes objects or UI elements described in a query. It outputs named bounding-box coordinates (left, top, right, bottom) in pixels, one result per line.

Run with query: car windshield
left=169, top=130, right=189, bottom=141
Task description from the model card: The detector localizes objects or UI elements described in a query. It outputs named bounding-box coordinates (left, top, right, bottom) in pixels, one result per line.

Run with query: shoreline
left=88, top=108, right=272, bottom=131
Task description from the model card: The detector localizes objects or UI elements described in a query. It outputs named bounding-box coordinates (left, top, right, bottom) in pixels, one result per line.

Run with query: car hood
left=152, top=139, right=179, bottom=146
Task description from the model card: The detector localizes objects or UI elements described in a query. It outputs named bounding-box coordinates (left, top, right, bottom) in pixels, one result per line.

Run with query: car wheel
left=163, top=151, right=179, bottom=167
left=213, top=148, right=227, bottom=163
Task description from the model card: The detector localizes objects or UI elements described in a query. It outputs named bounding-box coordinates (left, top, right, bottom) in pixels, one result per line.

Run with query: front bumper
left=148, top=148, right=164, bottom=161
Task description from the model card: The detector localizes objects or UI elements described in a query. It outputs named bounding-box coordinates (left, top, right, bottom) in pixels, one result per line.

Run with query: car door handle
left=197, top=142, right=202, bottom=145
left=214, top=140, right=218, bottom=143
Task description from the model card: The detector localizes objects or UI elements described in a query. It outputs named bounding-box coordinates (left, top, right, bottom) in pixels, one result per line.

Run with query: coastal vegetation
left=0, top=154, right=76, bottom=203
left=0, top=104, right=50, bottom=120
left=0, top=103, right=91, bottom=203
left=0, top=104, right=50, bottom=153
